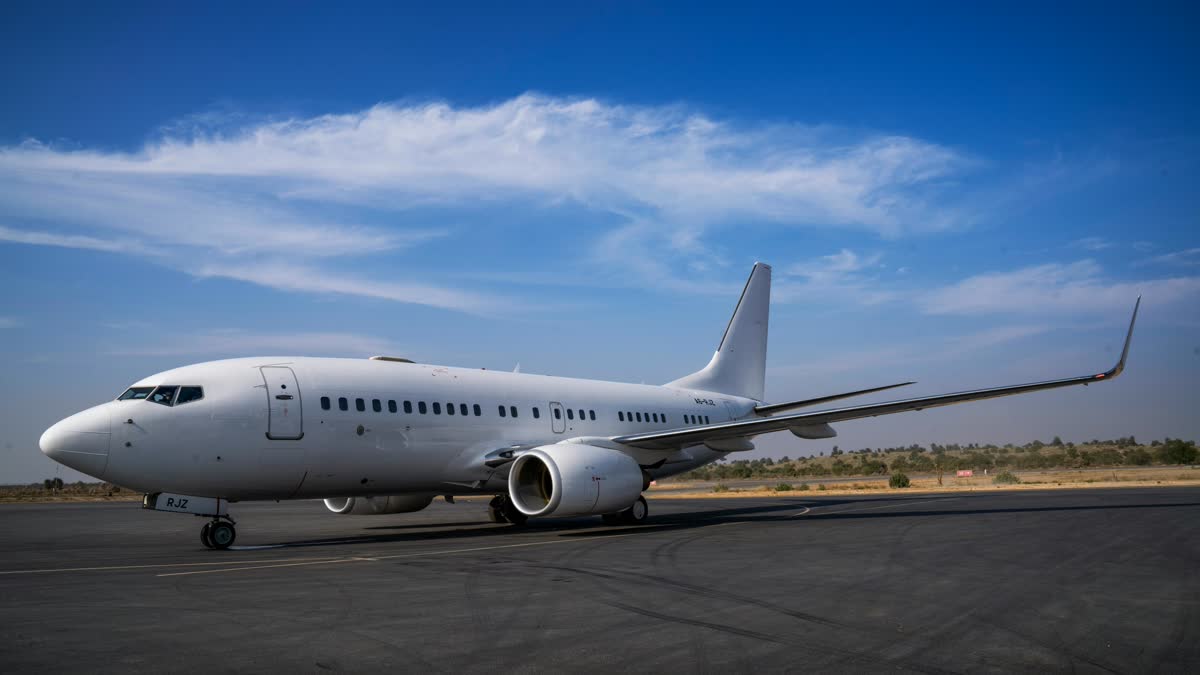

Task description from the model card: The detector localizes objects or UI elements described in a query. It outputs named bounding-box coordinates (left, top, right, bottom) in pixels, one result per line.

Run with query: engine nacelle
left=323, top=495, right=434, bottom=515
left=508, top=443, right=644, bottom=518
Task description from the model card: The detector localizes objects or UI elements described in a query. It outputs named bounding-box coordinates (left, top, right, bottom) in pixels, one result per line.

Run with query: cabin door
left=261, top=366, right=303, bottom=439
left=548, top=401, right=566, bottom=434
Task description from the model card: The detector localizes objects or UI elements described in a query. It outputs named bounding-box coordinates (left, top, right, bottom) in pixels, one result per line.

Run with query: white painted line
left=801, top=497, right=960, bottom=517
left=791, top=507, right=811, bottom=517
left=157, top=533, right=643, bottom=578
left=0, top=555, right=352, bottom=576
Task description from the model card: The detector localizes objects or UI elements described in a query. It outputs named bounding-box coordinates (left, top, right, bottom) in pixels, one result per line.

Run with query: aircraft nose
left=40, top=405, right=111, bottom=478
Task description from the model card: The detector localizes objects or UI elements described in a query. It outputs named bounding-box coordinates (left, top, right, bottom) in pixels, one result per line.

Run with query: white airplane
left=39, top=263, right=1139, bottom=549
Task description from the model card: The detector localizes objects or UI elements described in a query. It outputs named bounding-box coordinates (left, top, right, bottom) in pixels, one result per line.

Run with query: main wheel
left=200, top=521, right=215, bottom=549
left=208, top=521, right=236, bottom=550
left=500, top=497, right=528, bottom=527
left=620, top=496, right=649, bottom=525
left=487, top=495, right=509, bottom=523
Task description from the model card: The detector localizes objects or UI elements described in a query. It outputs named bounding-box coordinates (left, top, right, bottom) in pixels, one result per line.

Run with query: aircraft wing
left=614, top=298, right=1139, bottom=451
left=754, top=381, right=916, bottom=415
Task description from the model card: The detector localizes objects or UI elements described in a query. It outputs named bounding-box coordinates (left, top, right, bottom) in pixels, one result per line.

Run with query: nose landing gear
left=200, top=516, right=237, bottom=550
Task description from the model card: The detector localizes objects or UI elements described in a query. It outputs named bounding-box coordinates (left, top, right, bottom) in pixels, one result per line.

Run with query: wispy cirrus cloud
left=0, top=316, right=21, bottom=328
left=0, top=94, right=974, bottom=310
left=918, top=259, right=1199, bottom=315
left=106, top=329, right=403, bottom=358
left=775, top=248, right=898, bottom=306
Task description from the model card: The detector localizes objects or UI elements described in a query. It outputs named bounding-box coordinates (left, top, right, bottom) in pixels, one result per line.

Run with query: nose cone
left=40, top=405, right=111, bottom=478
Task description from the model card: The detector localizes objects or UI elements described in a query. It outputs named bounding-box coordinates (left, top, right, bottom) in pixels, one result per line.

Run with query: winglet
left=1098, top=296, right=1139, bottom=380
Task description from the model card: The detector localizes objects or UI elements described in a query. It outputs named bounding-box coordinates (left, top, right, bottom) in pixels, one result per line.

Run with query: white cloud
left=1071, top=236, right=1113, bottom=251
left=107, top=330, right=403, bottom=357
left=919, top=259, right=1200, bottom=315
left=0, top=94, right=975, bottom=311
left=0, top=316, right=20, bottom=328
left=1142, top=247, right=1200, bottom=267
left=775, top=248, right=897, bottom=306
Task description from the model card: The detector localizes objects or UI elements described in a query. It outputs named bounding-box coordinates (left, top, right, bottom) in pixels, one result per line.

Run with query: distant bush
left=713, top=483, right=730, bottom=493
left=993, top=471, right=1021, bottom=485
left=774, top=483, right=793, bottom=492
left=817, top=484, right=826, bottom=491
left=889, top=472, right=911, bottom=488
left=798, top=483, right=810, bottom=491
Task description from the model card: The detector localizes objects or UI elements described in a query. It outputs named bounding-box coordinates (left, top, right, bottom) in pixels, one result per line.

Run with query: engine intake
left=323, top=495, right=434, bottom=515
left=508, top=443, right=643, bottom=517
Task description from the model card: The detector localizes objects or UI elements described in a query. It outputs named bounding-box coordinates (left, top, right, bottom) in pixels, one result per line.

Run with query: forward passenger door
left=548, top=402, right=566, bottom=434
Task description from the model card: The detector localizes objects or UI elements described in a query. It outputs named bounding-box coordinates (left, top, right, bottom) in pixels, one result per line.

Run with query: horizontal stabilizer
left=755, top=382, right=915, bottom=416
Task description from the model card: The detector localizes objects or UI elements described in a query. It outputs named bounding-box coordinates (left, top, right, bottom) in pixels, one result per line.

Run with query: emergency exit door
left=261, top=366, right=303, bottom=439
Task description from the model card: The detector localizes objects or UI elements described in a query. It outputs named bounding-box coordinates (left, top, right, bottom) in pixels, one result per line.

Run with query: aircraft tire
left=200, top=522, right=215, bottom=549
left=487, top=496, right=508, bottom=523
left=620, top=496, right=649, bottom=525
left=501, top=498, right=528, bottom=527
left=208, top=521, right=236, bottom=550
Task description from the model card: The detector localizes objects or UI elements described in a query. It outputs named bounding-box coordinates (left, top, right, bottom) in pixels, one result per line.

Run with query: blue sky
left=2, top=1, right=1198, bottom=483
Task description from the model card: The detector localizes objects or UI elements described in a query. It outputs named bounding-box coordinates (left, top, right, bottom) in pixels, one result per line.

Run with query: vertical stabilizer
left=666, top=263, right=770, bottom=401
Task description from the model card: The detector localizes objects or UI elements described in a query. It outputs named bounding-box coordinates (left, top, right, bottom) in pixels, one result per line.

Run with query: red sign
left=956, top=470, right=974, bottom=477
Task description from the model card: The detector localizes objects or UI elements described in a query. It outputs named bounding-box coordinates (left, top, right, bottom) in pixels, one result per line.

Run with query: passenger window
left=356, top=398, right=365, bottom=412
left=447, top=402, right=455, bottom=415
left=636, top=412, right=642, bottom=422
left=176, top=387, right=203, bottom=405
left=433, top=402, right=441, bottom=414
left=652, top=413, right=659, bottom=423
left=705, top=416, right=710, bottom=424
left=321, top=396, right=331, bottom=410
left=533, top=407, right=540, bottom=419
left=388, top=400, right=397, bottom=413
left=473, top=404, right=482, bottom=416
left=510, top=406, right=518, bottom=418
left=404, top=401, right=413, bottom=414
left=148, top=386, right=178, bottom=406
left=118, top=387, right=154, bottom=401
left=372, top=399, right=382, bottom=413
left=578, top=409, right=585, bottom=421
left=499, top=405, right=506, bottom=417
left=619, top=411, right=625, bottom=421
left=418, top=401, right=427, bottom=414
left=589, top=410, right=596, bottom=421
left=567, top=409, right=574, bottom=420
left=339, top=397, right=348, bottom=411
left=553, top=408, right=561, bottom=419
left=460, top=403, right=468, bottom=416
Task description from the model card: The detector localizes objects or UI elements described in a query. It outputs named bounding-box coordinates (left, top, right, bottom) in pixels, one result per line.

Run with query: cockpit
left=117, top=385, right=204, bottom=407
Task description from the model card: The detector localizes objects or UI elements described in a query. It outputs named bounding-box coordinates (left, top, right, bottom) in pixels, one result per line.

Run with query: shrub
left=817, top=483, right=826, bottom=491
left=774, top=483, right=793, bottom=492
left=993, top=470, right=1021, bottom=485
left=798, top=483, right=811, bottom=491
left=889, top=472, right=911, bottom=488
left=713, top=483, right=730, bottom=493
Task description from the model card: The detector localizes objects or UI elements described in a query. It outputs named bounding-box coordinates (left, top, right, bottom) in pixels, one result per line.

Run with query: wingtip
left=1105, top=296, right=1139, bottom=378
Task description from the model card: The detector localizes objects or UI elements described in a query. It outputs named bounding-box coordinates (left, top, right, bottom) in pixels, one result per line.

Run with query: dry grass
left=651, top=466, right=1200, bottom=498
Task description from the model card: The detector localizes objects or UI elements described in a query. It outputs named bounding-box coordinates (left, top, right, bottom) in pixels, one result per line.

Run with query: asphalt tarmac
left=1, top=487, right=1197, bottom=673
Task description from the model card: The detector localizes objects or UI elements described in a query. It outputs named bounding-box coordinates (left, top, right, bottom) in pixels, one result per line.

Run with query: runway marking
left=156, top=533, right=643, bottom=577
left=0, top=556, right=352, bottom=576
left=793, top=497, right=959, bottom=518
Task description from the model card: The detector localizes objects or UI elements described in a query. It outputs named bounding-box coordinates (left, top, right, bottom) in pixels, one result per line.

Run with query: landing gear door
left=549, top=401, right=566, bottom=434
left=261, top=366, right=303, bottom=440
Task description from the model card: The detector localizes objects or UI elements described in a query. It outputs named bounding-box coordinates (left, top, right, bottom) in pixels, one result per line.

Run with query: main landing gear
left=200, top=516, right=237, bottom=550
left=602, top=495, right=649, bottom=526
left=487, top=495, right=529, bottom=526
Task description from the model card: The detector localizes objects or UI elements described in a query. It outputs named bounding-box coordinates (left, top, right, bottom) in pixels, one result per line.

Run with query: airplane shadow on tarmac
left=238, top=494, right=1200, bottom=552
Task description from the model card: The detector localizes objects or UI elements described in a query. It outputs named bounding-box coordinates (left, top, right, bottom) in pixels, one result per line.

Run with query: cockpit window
left=118, top=387, right=154, bottom=401
left=175, top=386, right=204, bottom=405
left=148, top=386, right=179, bottom=406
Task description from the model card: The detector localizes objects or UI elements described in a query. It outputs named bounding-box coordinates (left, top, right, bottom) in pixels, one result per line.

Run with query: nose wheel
left=200, top=518, right=237, bottom=550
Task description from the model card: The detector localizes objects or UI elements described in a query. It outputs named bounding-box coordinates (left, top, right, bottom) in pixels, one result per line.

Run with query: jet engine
left=508, top=443, right=643, bottom=517
left=323, top=495, right=434, bottom=515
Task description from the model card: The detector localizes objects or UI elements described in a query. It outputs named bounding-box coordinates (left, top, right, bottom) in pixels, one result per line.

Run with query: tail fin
left=667, top=262, right=770, bottom=401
